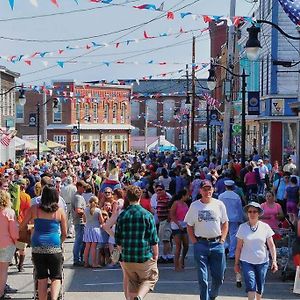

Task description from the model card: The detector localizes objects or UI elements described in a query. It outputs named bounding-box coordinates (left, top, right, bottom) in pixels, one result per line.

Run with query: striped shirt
left=115, top=204, right=159, bottom=263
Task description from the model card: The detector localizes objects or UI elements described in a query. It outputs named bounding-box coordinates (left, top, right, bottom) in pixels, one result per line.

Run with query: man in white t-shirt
left=184, top=179, right=228, bottom=300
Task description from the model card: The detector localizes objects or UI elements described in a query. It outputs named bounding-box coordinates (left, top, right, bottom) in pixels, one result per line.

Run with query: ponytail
left=89, top=196, right=99, bottom=216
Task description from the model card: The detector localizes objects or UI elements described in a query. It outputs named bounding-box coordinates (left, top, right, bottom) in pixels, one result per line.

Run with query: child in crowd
left=98, top=202, right=111, bottom=266
left=83, top=196, right=103, bottom=268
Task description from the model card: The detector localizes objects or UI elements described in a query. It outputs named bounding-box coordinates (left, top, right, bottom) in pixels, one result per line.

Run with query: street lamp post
left=0, top=85, right=26, bottom=105
left=207, top=64, right=249, bottom=167
left=245, top=20, right=300, bottom=171
left=36, top=97, right=59, bottom=160
left=77, top=115, right=91, bottom=153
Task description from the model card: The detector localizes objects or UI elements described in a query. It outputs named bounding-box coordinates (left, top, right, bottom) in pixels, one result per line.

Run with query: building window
left=147, top=127, right=157, bottom=137
left=121, top=103, right=126, bottom=124
left=283, top=123, right=297, bottom=162
left=131, top=101, right=140, bottom=120
left=76, top=102, right=80, bottom=120
left=147, top=99, right=157, bottom=121
left=53, top=135, right=66, bottom=145
left=84, top=103, right=90, bottom=118
left=112, top=103, right=117, bottom=123
left=93, top=103, right=98, bottom=121
left=131, top=127, right=140, bottom=136
left=16, top=103, right=24, bottom=122
left=163, top=99, right=175, bottom=121
left=165, top=128, right=175, bottom=144
left=104, top=104, right=109, bottom=121
left=53, top=102, right=62, bottom=123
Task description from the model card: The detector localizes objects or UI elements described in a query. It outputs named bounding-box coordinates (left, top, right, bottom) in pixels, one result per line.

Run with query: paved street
left=6, top=239, right=300, bottom=300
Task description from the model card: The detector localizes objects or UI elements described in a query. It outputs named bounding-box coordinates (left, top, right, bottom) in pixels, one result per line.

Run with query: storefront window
left=283, top=123, right=297, bottom=163
left=261, top=123, right=270, bottom=156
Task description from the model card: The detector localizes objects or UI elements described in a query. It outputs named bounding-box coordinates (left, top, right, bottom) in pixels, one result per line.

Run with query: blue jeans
left=227, top=222, right=239, bottom=258
left=193, top=240, right=226, bottom=300
left=240, top=261, right=269, bottom=295
left=73, top=224, right=85, bottom=263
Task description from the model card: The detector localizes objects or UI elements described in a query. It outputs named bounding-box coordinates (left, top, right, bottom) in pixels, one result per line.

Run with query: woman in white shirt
left=234, top=202, right=278, bottom=300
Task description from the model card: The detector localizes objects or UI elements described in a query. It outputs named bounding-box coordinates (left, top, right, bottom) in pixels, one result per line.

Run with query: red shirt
left=140, top=198, right=152, bottom=212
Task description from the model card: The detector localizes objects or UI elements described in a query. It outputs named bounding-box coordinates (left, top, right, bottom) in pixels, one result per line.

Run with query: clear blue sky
left=0, top=0, right=257, bottom=86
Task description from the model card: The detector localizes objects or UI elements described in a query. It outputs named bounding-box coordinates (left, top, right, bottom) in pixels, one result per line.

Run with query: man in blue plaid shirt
left=115, top=185, right=159, bottom=300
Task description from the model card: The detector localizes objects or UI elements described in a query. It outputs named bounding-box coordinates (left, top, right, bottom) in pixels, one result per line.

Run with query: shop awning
left=47, top=140, right=66, bottom=149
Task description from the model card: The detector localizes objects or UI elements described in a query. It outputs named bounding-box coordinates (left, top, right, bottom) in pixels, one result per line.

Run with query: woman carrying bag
left=234, top=202, right=278, bottom=300
left=0, top=190, right=19, bottom=300
left=20, top=185, right=67, bottom=300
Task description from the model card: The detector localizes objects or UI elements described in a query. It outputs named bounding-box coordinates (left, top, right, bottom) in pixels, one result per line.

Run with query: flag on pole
left=0, top=134, right=11, bottom=147
left=278, top=0, right=300, bottom=25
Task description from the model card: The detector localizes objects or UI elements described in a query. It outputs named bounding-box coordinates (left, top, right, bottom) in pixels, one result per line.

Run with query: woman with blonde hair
left=0, top=190, right=19, bottom=300
left=83, top=196, right=103, bottom=268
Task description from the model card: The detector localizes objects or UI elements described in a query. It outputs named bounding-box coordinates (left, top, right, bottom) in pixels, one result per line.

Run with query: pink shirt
left=244, top=172, right=257, bottom=186
left=0, top=208, right=19, bottom=248
left=175, top=201, right=189, bottom=221
left=261, top=202, right=281, bottom=230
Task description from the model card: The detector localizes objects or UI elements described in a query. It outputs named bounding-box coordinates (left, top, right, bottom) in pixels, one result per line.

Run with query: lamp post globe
left=245, top=25, right=262, bottom=61
left=207, top=67, right=217, bottom=91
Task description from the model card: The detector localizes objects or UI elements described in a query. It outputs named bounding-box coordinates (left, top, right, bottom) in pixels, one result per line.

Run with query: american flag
left=203, top=93, right=221, bottom=108
left=0, top=134, right=11, bottom=147
left=278, top=0, right=300, bottom=25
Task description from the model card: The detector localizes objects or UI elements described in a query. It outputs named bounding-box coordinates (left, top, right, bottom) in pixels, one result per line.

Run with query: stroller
left=274, top=219, right=296, bottom=281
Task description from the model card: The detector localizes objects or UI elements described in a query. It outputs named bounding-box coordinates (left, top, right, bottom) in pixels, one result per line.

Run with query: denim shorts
left=240, top=260, right=269, bottom=295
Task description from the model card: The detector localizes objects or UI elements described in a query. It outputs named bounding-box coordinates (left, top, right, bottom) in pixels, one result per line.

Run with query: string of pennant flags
left=6, top=0, right=256, bottom=28
left=1, top=27, right=209, bottom=66
left=21, top=81, right=221, bottom=107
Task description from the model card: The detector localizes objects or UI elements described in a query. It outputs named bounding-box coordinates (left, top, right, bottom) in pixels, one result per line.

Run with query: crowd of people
left=0, top=150, right=298, bottom=300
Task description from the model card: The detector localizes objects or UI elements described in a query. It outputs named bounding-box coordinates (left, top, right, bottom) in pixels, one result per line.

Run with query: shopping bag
left=293, top=266, right=300, bottom=294
left=18, top=226, right=31, bottom=244
left=111, top=248, right=121, bottom=263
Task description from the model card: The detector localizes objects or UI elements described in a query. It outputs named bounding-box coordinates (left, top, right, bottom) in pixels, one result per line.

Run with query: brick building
left=130, top=79, right=209, bottom=150
left=16, top=81, right=133, bottom=153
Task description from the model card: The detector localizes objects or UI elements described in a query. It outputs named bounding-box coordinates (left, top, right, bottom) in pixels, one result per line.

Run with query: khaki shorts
left=122, top=259, right=159, bottom=293
left=15, top=241, right=27, bottom=251
left=158, top=220, right=172, bottom=242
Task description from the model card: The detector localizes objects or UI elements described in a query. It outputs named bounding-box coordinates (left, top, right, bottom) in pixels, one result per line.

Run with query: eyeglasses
left=247, top=210, right=259, bottom=214
left=201, top=187, right=212, bottom=191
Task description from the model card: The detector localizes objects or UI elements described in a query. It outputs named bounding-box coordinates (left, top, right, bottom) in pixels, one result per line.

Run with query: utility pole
left=191, top=36, right=196, bottom=153
left=185, top=64, right=190, bottom=151
left=42, top=88, right=47, bottom=144
left=144, top=100, right=148, bottom=152
left=222, top=0, right=236, bottom=163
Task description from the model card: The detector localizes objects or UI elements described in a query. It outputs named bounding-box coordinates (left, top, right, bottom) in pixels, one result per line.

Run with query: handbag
left=293, top=266, right=300, bottom=294
left=18, top=226, right=31, bottom=244
left=111, top=247, right=121, bottom=264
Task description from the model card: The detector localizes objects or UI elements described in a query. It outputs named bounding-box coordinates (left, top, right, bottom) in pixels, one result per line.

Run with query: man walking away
left=115, top=185, right=159, bottom=300
left=72, top=180, right=87, bottom=266
left=185, top=179, right=228, bottom=300
left=218, top=180, right=244, bottom=259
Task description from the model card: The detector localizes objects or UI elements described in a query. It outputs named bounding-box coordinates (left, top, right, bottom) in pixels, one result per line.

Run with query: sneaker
left=0, top=294, right=12, bottom=299
left=4, top=285, right=17, bottom=293
left=133, top=296, right=142, bottom=300
left=18, top=266, right=25, bottom=272
left=167, top=257, right=174, bottom=263
left=157, top=257, right=167, bottom=264
left=73, top=261, right=84, bottom=267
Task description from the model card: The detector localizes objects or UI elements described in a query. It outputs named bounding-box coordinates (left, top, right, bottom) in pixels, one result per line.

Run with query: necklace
left=249, top=222, right=259, bottom=232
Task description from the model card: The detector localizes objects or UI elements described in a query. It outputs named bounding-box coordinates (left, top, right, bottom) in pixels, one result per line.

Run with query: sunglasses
left=247, top=210, right=259, bottom=214
left=104, top=191, right=112, bottom=194
left=202, top=187, right=212, bottom=191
